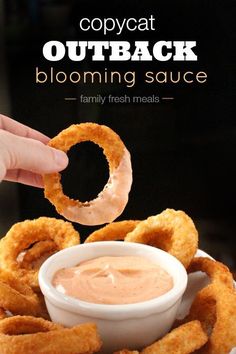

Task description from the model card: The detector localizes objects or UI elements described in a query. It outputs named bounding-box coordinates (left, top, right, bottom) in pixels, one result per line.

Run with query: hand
left=0, top=114, right=68, bottom=188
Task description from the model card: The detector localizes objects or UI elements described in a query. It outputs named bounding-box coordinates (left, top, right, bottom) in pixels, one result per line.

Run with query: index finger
left=0, top=114, right=50, bottom=144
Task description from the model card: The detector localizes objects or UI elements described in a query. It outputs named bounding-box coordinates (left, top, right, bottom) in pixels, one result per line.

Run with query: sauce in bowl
left=52, top=256, right=173, bottom=304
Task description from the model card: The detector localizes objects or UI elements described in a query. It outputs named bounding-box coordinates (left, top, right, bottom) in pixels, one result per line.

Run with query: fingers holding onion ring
left=125, top=209, right=198, bottom=268
left=85, top=220, right=140, bottom=243
left=43, top=123, right=133, bottom=226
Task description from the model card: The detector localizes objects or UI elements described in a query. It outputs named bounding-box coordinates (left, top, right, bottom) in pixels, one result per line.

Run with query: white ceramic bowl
left=39, top=241, right=187, bottom=353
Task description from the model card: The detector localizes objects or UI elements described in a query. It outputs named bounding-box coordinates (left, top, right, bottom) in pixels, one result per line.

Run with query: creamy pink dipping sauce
left=52, top=256, right=173, bottom=305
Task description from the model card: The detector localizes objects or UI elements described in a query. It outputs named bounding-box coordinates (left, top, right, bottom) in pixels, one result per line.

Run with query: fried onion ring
left=125, top=209, right=198, bottom=268
left=184, top=258, right=236, bottom=353
left=85, top=220, right=140, bottom=243
left=0, top=269, right=48, bottom=319
left=0, top=217, right=80, bottom=291
left=188, top=257, right=234, bottom=289
left=0, top=316, right=102, bottom=354
left=43, top=123, right=132, bottom=226
left=114, top=320, right=207, bottom=354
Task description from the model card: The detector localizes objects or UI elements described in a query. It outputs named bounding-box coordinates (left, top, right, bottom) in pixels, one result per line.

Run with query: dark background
left=1, top=0, right=236, bottom=272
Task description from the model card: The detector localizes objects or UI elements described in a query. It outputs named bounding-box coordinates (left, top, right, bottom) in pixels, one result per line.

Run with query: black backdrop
left=2, top=0, right=236, bottom=269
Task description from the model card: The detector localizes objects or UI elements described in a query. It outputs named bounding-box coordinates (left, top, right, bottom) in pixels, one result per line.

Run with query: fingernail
left=53, top=149, right=68, bottom=168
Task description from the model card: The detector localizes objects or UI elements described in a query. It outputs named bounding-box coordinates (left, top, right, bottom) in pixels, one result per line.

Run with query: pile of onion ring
left=0, top=209, right=236, bottom=353
left=85, top=208, right=236, bottom=353
left=0, top=217, right=102, bottom=354
left=43, top=123, right=133, bottom=226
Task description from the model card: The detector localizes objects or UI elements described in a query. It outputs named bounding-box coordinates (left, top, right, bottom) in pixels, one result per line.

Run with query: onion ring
left=43, top=123, right=132, bottom=226
left=85, top=220, right=140, bottom=243
left=114, top=320, right=207, bottom=354
left=0, top=269, right=48, bottom=319
left=0, top=316, right=102, bottom=354
left=188, top=257, right=234, bottom=289
left=0, top=217, right=80, bottom=291
left=185, top=257, right=236, bottom=353
left=125, top=209, right=198, bottom=268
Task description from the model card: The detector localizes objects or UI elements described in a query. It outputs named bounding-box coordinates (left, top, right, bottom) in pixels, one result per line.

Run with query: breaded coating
left=0, top=317, right=102, bottom=354
left=0, top=217, right=80, bottom=291
left=141, top=320, right=207, bottom=354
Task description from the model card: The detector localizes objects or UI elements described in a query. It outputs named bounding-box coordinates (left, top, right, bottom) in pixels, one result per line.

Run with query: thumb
left=0, top=130, right=68, bottom=177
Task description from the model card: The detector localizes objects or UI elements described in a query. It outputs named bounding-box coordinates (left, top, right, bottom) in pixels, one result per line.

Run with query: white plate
left=177, top=249, right=236, bottom=354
